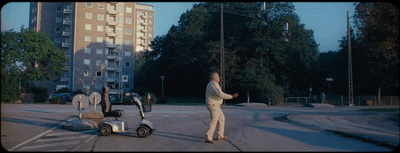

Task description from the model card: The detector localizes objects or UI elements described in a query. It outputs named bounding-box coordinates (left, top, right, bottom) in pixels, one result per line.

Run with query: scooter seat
left=105, top=110, right=125, bottom=117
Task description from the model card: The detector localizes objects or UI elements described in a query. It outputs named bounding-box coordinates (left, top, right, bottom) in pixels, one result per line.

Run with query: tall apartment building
left=29, top=2, right=154, bottom=99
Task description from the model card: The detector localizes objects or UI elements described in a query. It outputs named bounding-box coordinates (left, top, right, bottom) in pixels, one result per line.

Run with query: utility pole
left=220, top=3, right=226, bottom=105
left=347, top=10, right=354, bottom=106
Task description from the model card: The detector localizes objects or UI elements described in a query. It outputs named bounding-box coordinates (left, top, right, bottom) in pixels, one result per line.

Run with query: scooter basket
left=142, top=104, right=152, bottom=112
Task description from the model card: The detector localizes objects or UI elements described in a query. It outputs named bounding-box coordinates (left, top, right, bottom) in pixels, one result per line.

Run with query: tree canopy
left=1, top=27, right=68, bottom=101
left=135, top=2, right=319, bottom=104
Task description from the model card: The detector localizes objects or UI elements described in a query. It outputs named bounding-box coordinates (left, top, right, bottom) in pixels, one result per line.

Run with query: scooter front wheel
left=100, top=124, right=112, bottom=136
left=137, top=125, right=149, bottom=138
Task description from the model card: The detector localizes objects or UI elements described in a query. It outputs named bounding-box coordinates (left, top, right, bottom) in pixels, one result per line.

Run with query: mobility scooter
left=98, top=87, right=155, bottom=138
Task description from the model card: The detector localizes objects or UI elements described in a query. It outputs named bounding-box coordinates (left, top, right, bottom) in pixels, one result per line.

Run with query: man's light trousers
left=206, top=104, right=225, bottom=140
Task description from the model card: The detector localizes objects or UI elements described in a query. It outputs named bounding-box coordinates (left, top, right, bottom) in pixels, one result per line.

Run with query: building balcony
left=63, top=8, right=72, bottom=14
left=109, top=89, right=120, bottom=94
left=106, top=54, right=118, bottom=59
left=106, top=44, right=117, bottom=48
left=60, top=77, right=69, bottom=82
left=140, top=15, right=148, bottom=19
left=106, top=66, right=118, bottom=71
left=106, top=32, right=117, bottom=37
left=140, top=29, right=148, bottom=33
left=107, top=10, right=118, bottom=15
left=106, top=21, right=118, bottom=26
left=106, top=78, right=117, bottom=82
left=140, top=22, right=148, bottom=26
left=62, top=31, right=71, bottom=37
left=63, top=65, right=70, bottom=71
left=109, top=2, right=118, bottom=5
left=63, top=19, right=71, bottom=25
left=139, top=36, right=147, bottom=40
left=62, top=42, right=71, bottom=48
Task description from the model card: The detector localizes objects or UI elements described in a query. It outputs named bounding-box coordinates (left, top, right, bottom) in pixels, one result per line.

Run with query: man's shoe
left=206, top=139, right=215, bottom=144
left=217, top=136, right=228, bottom=141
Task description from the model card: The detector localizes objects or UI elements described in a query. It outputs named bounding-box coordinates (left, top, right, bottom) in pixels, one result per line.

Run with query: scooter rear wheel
left=100, top=124, right=112, bottom=136
left=137, top=125, right=149, bottom=138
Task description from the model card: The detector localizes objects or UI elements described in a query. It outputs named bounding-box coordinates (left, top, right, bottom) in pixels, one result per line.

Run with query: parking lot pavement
left=286, top=106, right=399, bottom=149
left=1, top=103, right=397, bottom=151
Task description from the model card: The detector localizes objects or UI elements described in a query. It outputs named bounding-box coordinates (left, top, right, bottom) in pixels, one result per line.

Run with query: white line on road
left=35, top=134, right=89, bottom=143
left=18, top=140, right=79, bottom=151
left=7, top=118, right=74, bottom=151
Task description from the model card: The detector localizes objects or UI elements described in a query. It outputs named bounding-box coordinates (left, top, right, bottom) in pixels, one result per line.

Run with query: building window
left=55, top=38, right=61, bottom=44
left=96, top=60, right=101, bottom=66
left=124, top=83, right=129, bottom=89
left=84, top=36, right=91, bottom=42
left=97, top=37, right=103, bottom=43
left=117, top=5, right=124, bottom=13
left=96, top=49, right=103, bottom=55
left=96, top=72, right=102, bottom=77
left=125, top=51, right=131, bottom=57
left=97, top=25, right=103, bottom=32
left=84, top=59, right=90, bottom=65
left=56, top=6, right=62, bottom=12
left=148, top=27, right=152, bottom=31
left=116, top=39, right=122, bottom=45
left=125, top=40, right=131, bottom=45
left=148, top=20, right=153, bottom=24
left=116, top=16, right=123, bottom=23
left=116, top=28, right=122, bottom=34
left=83, top=83, right=90, bottom=88
left=84, top=48, right=91, bottom=54
left=125, top=28, right=131, bottom=35
left=125, top=18, right=132, bottom=24
left=98, top=14, right=104, bottom=21
left=95, top=83, right=102, bottom=89
left=98, top=3, right=104, bottom=9
left=126, top=7, right=132, bottom=13
left=85, top=12, right=92, bottom=19
left=55, top=27, right=61, bottom=33
left=85, top=24, right=92, bottom=30
left=149, top=13, right=153, bottom=17
left=86, top=2, right=92, bottom=7
left=56, top=17, right=62, bottom=23
left=125, top=62, right=130, bottom=67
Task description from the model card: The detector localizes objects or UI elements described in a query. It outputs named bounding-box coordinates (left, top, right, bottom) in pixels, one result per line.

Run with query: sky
left=1, top=2, right=355, bottom=52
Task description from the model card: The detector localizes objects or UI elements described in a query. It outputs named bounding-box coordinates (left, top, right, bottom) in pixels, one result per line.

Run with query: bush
left=49, top=96, right=66, bottom=104
left=157, top=96, right=168, bottom=104
left=31, top=86, right=49, bottom=103
left=122, top=97, right=134, bottom=105
left=142, top=92, right=157, bottom=104
left=1, top=69, right=20, bottom=103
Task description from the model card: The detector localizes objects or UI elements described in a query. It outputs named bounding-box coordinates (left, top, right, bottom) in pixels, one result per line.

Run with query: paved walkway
left=286, top=106, right=399, bottom=149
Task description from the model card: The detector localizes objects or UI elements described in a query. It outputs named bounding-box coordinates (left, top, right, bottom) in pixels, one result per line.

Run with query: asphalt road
left=1, top=103, right=398, bottom=151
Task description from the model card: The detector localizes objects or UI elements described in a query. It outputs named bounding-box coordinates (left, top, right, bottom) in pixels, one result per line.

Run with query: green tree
left=141, top=2, right=319, bottom=104
left=1, top=27, right=68, bottom=91
left=352, top=2, right=399, bottom=95
left=1, top=68, right=20, bottom=102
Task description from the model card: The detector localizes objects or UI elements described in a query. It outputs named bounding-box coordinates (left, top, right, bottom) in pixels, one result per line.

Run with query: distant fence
left=284, top=95, right=399, bottom=106
left=284, top=97, right=310, bottom=105
left=327, top=95, right=399, bottom=106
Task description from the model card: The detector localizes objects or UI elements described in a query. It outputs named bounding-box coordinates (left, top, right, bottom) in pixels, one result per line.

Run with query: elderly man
left=205, top=72, right=238, bottom=144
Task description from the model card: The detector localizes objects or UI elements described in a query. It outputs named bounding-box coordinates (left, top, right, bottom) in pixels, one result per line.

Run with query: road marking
left=18, top=140, right=79, bottom=151
left=8, top=118, right=73, bottom=151
left=35, top=134, right=89, bottom=143
left=45, top=129, right=97, bottom=137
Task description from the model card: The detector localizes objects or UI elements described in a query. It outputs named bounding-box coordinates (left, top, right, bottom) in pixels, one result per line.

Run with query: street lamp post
left=113, top=46, right=122, bottom=104
left=161, top=76, right=165, bottom=96
left=326, top=78, right=333, bottom=97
